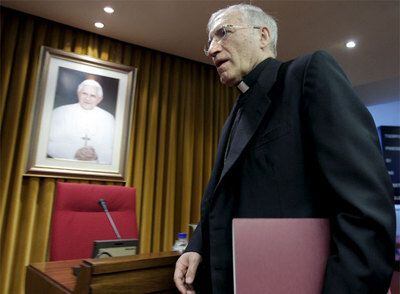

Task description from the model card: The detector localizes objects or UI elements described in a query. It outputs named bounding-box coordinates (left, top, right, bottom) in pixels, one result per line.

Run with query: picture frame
left=25, top=46, right=137, bottom=182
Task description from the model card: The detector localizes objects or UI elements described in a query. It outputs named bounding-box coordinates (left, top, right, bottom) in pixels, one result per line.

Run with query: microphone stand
left=98, top=198, right=122, bottom=239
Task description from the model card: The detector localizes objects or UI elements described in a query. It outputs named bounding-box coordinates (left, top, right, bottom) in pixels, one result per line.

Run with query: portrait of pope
left=47, top=77, right=116, bottom=165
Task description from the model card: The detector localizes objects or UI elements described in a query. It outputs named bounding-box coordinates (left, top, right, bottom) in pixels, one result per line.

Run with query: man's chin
left=219, top=75, right=239, bottom=87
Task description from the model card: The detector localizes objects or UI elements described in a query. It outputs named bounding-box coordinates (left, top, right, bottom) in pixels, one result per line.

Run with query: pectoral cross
left=81, top=134, right=91, bottom=146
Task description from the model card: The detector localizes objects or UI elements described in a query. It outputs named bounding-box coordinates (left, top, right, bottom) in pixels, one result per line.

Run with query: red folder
left=232, top=218, right=330, bottom=294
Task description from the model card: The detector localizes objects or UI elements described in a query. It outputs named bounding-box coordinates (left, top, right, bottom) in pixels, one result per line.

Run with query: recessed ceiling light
left=104, top=6, right=114, bottom=14
left=95, top=22, right=104, bottom=29
left=346, top=41, right=356, bottom=48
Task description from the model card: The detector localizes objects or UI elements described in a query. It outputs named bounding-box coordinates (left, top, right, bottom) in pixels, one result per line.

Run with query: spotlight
left=104, top=6, right=114, bottom=14
left=95, top=22, right=104, bottom=29
left=346, top=41, right=356, bottom=48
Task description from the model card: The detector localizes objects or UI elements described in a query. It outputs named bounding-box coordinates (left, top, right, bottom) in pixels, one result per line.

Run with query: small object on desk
left=92, top=238, right=139, bottom=259
left=172, top=232, right=188, bottom=253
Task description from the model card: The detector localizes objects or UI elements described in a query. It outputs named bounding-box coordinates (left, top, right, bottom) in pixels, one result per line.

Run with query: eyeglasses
left=204, top=24, right=261, bottom=56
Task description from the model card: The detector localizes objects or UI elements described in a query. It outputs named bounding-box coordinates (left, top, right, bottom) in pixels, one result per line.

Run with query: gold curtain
left=0, top=8, right=236, bottom=294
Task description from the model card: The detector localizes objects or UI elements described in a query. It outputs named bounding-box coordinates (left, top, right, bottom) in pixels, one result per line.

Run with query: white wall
left=367, top=99, right=400, bottom=238
left=367, top=100, right=400, bottom=127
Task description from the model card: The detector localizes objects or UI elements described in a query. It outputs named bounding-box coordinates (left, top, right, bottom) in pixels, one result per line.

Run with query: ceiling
left=2, top=0, right=399, bottom=105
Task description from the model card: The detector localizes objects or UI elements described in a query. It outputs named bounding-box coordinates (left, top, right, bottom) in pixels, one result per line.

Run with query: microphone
left=98, top=198, right=122, bottom=239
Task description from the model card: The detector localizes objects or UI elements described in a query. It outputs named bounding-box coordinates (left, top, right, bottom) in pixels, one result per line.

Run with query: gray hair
left=77, top=79, right=103, bottom=98
left=208, top=4, right=278, bottom=57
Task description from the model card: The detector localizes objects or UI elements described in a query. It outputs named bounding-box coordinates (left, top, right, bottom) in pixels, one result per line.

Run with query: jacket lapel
left=203, top=98, right=241, bottom=200
left=214, top=58, right=282, bottom=193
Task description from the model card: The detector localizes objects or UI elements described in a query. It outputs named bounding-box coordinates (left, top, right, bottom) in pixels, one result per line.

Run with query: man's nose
left=208, top=39, right=222, bottom=58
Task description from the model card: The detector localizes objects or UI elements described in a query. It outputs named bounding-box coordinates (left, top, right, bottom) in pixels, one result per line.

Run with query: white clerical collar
left=237, top=81, right=249, bottom=93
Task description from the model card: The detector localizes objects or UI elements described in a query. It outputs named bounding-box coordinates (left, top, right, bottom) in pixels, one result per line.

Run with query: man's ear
left=260, top=27, right=270, bottom=49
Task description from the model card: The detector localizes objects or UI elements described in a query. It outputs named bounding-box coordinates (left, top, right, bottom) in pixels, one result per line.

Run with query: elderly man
left=174, top=4, right=395, bottom=294
left=47, top=79, right=115, bottom=164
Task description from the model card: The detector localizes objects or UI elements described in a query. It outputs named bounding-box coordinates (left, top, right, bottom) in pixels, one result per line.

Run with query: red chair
left=50, top=182, right=138, bottom=261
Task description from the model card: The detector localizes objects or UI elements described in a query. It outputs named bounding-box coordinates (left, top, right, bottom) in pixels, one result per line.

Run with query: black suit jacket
left=186, top=51, right=395, bottom=293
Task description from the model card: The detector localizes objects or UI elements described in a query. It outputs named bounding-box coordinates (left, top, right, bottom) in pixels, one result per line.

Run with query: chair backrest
left=50, top=182, right=138, bottom=261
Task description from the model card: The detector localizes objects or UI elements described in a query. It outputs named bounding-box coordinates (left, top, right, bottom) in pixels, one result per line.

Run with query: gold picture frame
left=25, top=46, right=137, bottom=182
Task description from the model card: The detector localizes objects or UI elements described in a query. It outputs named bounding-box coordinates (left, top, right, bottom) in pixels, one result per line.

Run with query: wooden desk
left=26, top=252, right=180, bottom=294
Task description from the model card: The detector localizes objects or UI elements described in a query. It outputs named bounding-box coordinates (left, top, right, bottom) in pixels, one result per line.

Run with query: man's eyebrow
left=208, top=25, right=222, bottom=39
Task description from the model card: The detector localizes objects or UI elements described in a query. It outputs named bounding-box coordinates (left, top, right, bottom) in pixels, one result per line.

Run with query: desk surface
left=26, top=252, right=180, bottom=294
left=27, top=259, right=79, bottom=293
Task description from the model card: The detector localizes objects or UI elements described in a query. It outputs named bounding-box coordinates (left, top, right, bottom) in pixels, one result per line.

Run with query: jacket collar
left=213, top=58, right=282, bottom=193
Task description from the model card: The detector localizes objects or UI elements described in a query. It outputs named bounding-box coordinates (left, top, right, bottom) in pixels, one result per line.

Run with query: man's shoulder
left=286, top=50, right=333, bottom=68
left=288, top=50, right=340, bottom=72
left=282, top=50, right=343, bottom=83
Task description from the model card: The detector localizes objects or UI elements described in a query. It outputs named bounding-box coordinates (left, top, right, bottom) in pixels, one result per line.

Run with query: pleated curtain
left=0, top=8, right=236, bottom=293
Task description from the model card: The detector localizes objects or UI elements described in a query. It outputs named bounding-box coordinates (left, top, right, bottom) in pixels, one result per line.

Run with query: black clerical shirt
left=224, top=58, right=274, bottom=162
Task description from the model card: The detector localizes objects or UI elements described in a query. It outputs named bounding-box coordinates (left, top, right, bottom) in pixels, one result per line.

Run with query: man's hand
left=74, top=146, right=98, bottom=161
left=174, top=252, right=202, bottom=294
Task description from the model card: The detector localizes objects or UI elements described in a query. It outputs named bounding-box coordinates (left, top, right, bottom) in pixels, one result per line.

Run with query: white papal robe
left=47, top=103, right=115, bottom=164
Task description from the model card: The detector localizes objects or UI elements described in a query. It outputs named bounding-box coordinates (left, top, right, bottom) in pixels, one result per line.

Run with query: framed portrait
left=25, top=46, right=137, bottom=182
